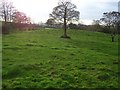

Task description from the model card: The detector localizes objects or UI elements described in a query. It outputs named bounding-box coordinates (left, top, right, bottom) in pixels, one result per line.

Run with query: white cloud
left=80, top=19, right=93, bottom=25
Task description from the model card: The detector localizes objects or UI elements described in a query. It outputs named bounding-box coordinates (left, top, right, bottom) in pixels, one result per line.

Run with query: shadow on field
left=3, top=63, right=44, bottom=79
left=3, top=66, right=24, bottom=79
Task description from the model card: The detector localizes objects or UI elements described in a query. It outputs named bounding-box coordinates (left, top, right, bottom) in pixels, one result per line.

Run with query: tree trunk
left=3, top=15, right=9, bottom=34
left=5, top=16, right=7, bottom=24
left=3, top=9, right=7, bottom=24
left=112, top=36, right=114, bottom=42
left=61, top=7, right=70, bottom=39
left=63, top=7, right=67, bottom=37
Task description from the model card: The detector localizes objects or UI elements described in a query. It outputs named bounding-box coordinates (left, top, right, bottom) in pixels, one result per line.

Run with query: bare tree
left=0, top=0, right=15, bottom=23
left=50, top=0, right=80, bottom=38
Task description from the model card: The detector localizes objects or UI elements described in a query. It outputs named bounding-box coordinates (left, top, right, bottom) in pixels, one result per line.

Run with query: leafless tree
left=0, top=0, right=15, bottom=23
left=50, top=0, right=80, bottom=38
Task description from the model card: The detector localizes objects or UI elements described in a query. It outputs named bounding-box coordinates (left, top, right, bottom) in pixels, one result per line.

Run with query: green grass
left=2, top=29, right=119, bottom=88
left=0, top=34, right=2, bottom=90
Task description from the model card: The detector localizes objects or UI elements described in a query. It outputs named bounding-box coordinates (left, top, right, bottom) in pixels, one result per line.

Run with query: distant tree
left=12, top=11, right=31, bottom=24
left=92, top=20, right=100, bottom=25
left=46, top=18, right=56, bottom=27
left=92, top=20, right=101, bottom=31
left=68, top=23, right=78, bottom=29
left=100, top=11, right=120, bottom=42
left=50, top=0, right=80, bottom=38
left=0, top=0, right=15, bottom=23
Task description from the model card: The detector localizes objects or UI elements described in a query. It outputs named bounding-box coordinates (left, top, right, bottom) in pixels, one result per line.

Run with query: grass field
left=2, top=29, right=119, bottom=88
left=0, top=34, right=2, bottom=90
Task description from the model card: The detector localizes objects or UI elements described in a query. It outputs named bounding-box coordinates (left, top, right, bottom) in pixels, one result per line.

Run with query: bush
left=2, top=24, right=10, bottom=34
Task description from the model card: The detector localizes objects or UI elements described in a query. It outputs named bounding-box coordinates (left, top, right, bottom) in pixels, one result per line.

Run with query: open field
left=2, top=29, right=119, bottom=88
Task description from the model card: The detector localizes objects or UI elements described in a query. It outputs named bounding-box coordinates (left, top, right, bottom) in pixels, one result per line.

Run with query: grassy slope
left=2, top=29, right=119, bottom=88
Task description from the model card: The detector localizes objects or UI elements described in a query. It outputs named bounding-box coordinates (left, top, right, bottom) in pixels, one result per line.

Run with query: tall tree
left=100, top=11, right=120, bottom=42
left=50, top=0, right=80, bottom=38
left=0, top=0, right=15, bottom=23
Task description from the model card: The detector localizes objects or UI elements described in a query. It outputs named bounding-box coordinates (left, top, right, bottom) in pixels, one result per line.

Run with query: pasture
left=2, top=29, right=119, bottom=88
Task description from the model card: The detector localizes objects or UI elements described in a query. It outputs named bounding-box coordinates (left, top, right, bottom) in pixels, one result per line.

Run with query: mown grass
left=2, top=29, right=119, bottom=89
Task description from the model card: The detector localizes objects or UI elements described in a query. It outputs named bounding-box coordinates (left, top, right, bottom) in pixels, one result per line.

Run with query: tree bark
left=63, top=7, right=67, bottom=37
left=4, top=10, right=7, bottom=24
left=112, top=36, right=114, bottom=42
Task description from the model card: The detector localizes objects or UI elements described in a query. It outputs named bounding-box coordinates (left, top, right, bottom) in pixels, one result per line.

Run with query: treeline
left=68, top=23, right=120, bottom=34
left=1, top=21, right=40, bottom=34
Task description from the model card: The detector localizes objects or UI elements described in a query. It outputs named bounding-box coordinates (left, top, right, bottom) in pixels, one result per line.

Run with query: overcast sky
left=10, top=0, right=119, bottom=25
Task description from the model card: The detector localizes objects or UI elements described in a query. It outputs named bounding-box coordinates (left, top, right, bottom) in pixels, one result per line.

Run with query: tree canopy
left=46, top=18, right=56, bottom=26
left=12, top=11, right=31, bottom=24
left=50, top=0, right=80, bottom=38
left=100, top=11, right=120, bottom=27
left=100, top=11, right=120, bottom=42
